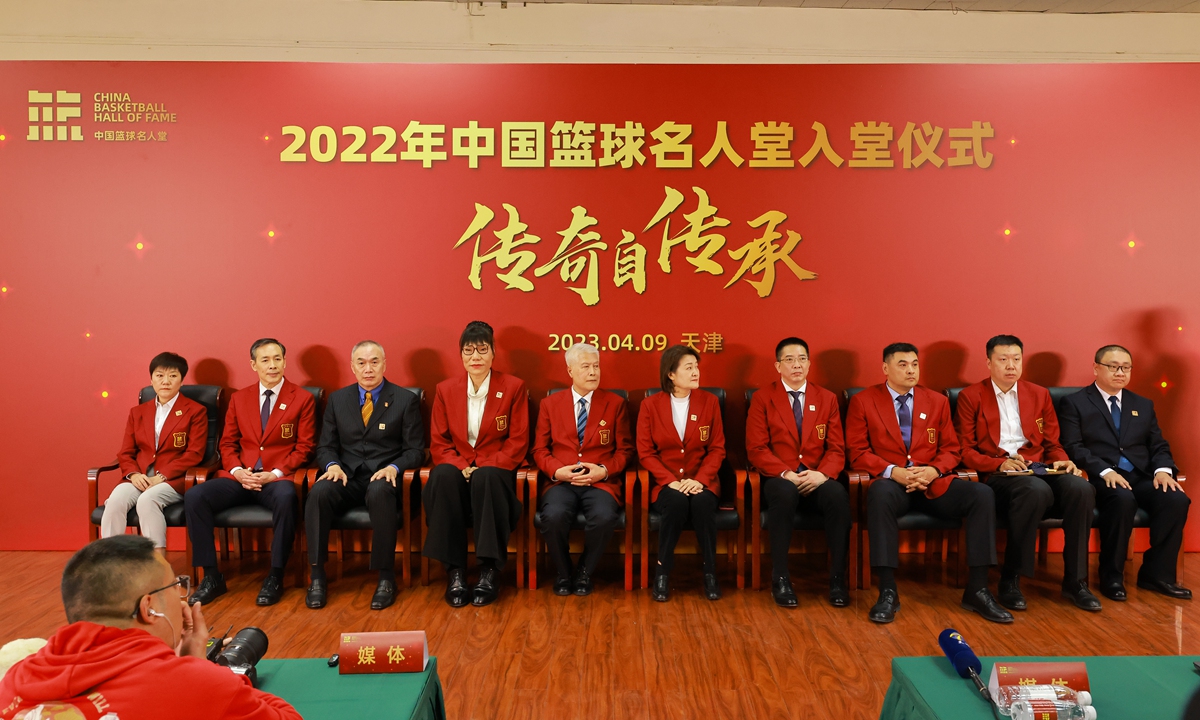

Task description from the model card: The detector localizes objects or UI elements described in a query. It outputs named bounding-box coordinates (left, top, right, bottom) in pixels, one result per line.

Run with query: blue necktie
left=1108, top=396, right=1135, bottom=472
left=789, top=391, right=804, bottom=437
left=577, top=397, right=588, bottom=446
left=254, top=389, right=273, bottom=471
left=897, top=393, right=913, bottom=451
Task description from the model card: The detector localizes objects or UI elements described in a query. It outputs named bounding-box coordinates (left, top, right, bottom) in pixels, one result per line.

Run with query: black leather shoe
left=371, top=578, right=397, bottom=610
left=1137, top=578, right=1193, bottom=600
left=255, top=575, right=283, bottom=606
left=869, top=589, right=900, bottom=623
left=961, top=588, right=1015, bottom=624
left=190, top=573, right=226, bottom=605
left=445, top=568, right=469, bottom=608
left=305, top=579, right=327, bottom=609
left=472, top=567, right=500, bottom=607
left=1100, top=582, right=1127, bottom=602
left=573, top=569, right=593, bottom=597
left=1062, top=581, right=1102, bottom=612
left=997, top=577, right=1027, bottom=611
left=651, top=570, right=669, bottom=602
left=829, top=578, right=850, bottom=608
left=703, top=573, right=721, bottom=601
left=772, top=577, right=798, bottom=608
left=553, top=575, right=572, bottom=596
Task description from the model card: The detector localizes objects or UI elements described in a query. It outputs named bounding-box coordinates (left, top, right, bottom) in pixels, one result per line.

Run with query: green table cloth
left=256, top=656, right=445, bottom=720
left=880, top=656, right=1200, bottom=720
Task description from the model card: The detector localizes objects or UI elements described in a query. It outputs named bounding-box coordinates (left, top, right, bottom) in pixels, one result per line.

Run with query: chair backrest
left=301, top=386, right=325, bottom=405
left=138, top=385, right=222, bottom=464
left=644, top=386, right=733, bottom=504
left=1049, top=386, right=1085, bottom=411
left=547, top=387, right=629, bottom=400
left=645, top=386, right=725, bottom=415
left=944, top=387, right=964, bottom=418
left=401, top=386, right=426, bottom=404
left=843, top=387, right=864, bottom=402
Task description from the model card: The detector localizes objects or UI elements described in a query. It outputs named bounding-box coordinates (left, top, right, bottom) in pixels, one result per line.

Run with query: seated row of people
left=99, top=324, right=1189, bottom=625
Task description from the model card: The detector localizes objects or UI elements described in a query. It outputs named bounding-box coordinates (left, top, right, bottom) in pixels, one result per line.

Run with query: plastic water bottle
left=997, top=684, right=1093, bottom=712
left=1010, top=699, right=1097, bottom=720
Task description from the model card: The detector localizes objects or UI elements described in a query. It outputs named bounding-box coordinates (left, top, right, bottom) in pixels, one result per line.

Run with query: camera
left=206, top=627, right=269, bottom=687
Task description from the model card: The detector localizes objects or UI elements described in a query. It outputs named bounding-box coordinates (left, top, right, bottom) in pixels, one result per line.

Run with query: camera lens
left=217, top=627, right=269, bottom=669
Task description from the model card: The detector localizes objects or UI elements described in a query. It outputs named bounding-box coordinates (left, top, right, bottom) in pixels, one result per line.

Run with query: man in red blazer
left=846, top=343, right=1010, bottom=624
left=187, top=339, right=317, bottom=607
left=745, top=337, right=851, bottom=608
left=955, top=335, right=1098, bottom=613
left=102, top=352, right=207, bottom=551
left=424, top=321, right=530, bottom=607
left=533, top=343, right=634, bottom=596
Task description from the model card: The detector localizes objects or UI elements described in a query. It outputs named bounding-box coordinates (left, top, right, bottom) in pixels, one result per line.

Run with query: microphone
left=938, top=629, right=991, bottom=702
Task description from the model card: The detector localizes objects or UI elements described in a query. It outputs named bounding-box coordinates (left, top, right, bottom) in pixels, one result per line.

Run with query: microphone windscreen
left=937, top=629, right=982, bottom=679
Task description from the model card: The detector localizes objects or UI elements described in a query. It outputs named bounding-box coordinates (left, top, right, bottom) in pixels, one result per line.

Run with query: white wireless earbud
left=148, top=609, right=165, bottom=618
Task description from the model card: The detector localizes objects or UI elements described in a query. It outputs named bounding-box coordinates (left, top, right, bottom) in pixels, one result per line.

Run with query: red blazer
left=954, top=379, right=1067, bottom=474
left=430, top=371, right=530, bottom=472
left=636, top=389, right=726, bottom=503
left=217, top=380, right=317, bottom=481
left=845, top=384, right=961, bottom=499
left=116, top=394, right=208, bottom=493
left=745, top=380, right=845, bottom=480
left=533, top=388, right=634, bottom=504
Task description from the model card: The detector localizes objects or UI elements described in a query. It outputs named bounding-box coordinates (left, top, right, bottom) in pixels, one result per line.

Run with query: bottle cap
left=1083, top=705, right=1097, bottom=720
left=1077, top=690, right=1092, bottom=706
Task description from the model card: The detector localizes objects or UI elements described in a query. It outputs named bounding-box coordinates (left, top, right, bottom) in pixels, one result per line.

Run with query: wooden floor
left=2, top=550, right=1196, bottom=719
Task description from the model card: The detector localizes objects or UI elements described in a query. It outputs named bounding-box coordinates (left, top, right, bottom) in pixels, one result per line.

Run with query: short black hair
left=986, top=335, right=1023, bottom=357
left=659, top=344, right=700, bottom=394
left=61, top=536, right=160, bottom=624
left=882, top=343, right=919, bottom=362
left=460, top=320, right=494, bottom=350
left=775, top=337, right=809, bottom=361
left=1095, top=344, right=1132, bottom=363
left=148, top=352, right=188, bottom=379
left=250, top=338, right=286, bottom=360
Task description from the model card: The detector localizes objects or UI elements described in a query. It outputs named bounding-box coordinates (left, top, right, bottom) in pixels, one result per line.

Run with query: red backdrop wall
left=0, top=62, right=1196, bottom=551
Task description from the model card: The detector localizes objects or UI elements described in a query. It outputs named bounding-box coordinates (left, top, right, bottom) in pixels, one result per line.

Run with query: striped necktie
left=577, top=397, right=588, bottom=446
left=362, top=390, right=374, bottom=426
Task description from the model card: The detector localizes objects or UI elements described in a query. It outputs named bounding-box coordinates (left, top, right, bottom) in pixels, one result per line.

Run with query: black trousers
left=422, top=464, right=521, bottom=570
left=305, top=469, right=401, bottom=572
left=762, top=475, right=851, bottom=581
left=539, top=483, right=620, bottom=579
left=652, top=487, right=718, bottom=574
left=185, top=476, right=297, bottom=569
left=1093, top=472, right=1191, bottom=585
left=867, top=477, right=997, bottom=569
left=985, top=472, right=1094, bottom=585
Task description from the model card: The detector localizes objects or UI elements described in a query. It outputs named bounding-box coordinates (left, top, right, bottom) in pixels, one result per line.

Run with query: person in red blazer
left=846, top=342, right=1009, bottom=625
left=424, top=321, right=530, bottom=608
left=533, top=343, right=634, bottom=596
left=955, top=334, right=1098, bottom=613
left=101, top=352, right=207, bottom=551
left=186, top=339, right=317, bottom=607
left=745, top=337, right=851, bottom=609
left=637, top=345, right=726, bottom=602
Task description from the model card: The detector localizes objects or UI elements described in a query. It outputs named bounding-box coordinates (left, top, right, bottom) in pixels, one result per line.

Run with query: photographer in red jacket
left=0, top=536, right=300, bottom=720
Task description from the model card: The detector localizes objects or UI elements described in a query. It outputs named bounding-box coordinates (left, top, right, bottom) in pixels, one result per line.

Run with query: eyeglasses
left=779, top=356, right=809, bottom=366
left=1097, top=363, right=1132, bottom=374
left=462, top=345, right=492, bottom=357
left=132, top=574, right=191, bottom=617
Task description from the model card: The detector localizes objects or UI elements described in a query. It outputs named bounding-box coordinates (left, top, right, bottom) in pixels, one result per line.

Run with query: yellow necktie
left=362, top=391, right=373, bottom=426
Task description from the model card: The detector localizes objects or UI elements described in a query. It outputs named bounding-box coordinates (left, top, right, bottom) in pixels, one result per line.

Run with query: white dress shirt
left=153, top=392, right=179, bottom=448
left=993, top=381, right=1027, bottom=456
left=1095, top=383, right=1172, bottom=477
left=670, top=393, right=690, bottom=442
left=571, top=387, right=595, bottom=418
left=231, top=381, right=286, bottom=478
left=466, top=372, right=492, bottom=448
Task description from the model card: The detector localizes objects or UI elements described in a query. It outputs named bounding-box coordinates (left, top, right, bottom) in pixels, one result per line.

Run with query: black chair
left=190, top=386, right=323, bottom=589
left=527, top=389, right=635, bottom=590
left=845, top=387, right=967, bottom=590
left=637, top=387, right=741, bottom=590
left=743, top=388, right=858, bottom=591
left=325, top=386, right=425, bottom=589
left=87, top=385, right=223, bottom=570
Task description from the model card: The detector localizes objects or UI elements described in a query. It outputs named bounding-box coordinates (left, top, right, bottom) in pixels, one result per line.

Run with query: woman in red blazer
left=101, top=352, right=206, bottom=551
left=637, top=345, right=726, bottom=602
left=424, top=321, right=530, bottom=609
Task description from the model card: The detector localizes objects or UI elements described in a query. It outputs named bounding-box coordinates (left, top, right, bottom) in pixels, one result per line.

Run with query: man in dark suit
left=1059, top=344, right=1191, bottom=601
left=305, top=340, right=424, bottom=610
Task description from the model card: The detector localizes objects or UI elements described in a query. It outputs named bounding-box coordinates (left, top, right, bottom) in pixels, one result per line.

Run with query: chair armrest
left=526, top=467, right=541, bottom=507
left=185, top=460, right=220, bottom=490
left=624, top=464, right=638, bottom=508
left=639, top=469, right=652, bottom=511
left=956, top=469, right=979, bottom=482
left=1179, top=474, right=1187, bottom=483
left=87, top=461, right=120, bottom=509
